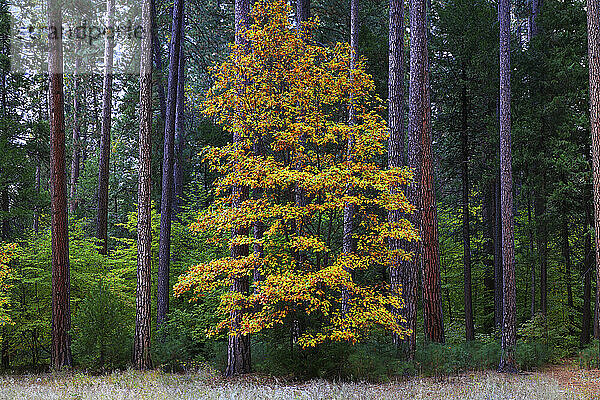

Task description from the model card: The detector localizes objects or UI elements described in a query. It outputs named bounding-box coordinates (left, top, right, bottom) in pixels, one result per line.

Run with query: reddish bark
left=48, top=0, right=73, bottom=369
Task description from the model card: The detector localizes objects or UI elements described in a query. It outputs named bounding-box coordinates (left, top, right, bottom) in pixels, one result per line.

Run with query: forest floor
left=0, top=366, right=599, bottom=400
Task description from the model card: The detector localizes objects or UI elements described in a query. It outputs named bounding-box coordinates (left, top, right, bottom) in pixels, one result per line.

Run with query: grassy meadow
left=0, top=368, right=596, bottom=400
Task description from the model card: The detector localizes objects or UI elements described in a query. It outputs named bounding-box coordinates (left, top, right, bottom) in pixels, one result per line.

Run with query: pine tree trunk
left=97, top=0, right=115, bottom=256
left=535, top=181, right=548, bottom=317
left=561, top=219, right=574, bottom=332
left=581, top=193, right=593, bottom=345
left=342, top=0, right=359, bottom=317
left=152, top=0, right=167, bottom=122
left=133, top=0, right=154, bottom=370
left=69, top=50, right=81, bottom=214
left=498, top=0, right=517, bottom=373
left=461, top=66, right=473, bottom=341
left=388, top=0, right=406, bottom=347
left=0, top=189, right=8, bottom=240
left=528, top=192, right=535, bottom=318
left=173, top=20, right=186, bottom=218
left=297, top=0, right=310, bottom=26
left=157, top=0, right=184, bottom=331
left=494, top=178, right=503, bottom=329
left=406, top=0, right=423, bottom=358
left=595, top=296, right=600, bottom=339
left=0, top=72, right=7, bottom=239
left=587, top=0, right=600, bottom=349
left=225, top=0, right=252, bottom=377
left=482, top=180, right=496, bottom=331
left=48, top=0, right=73, bottom=370
left=33, top=164, right=40, bottom=234
left=411, top=0, right=444, bottom=344
left=529, top=0, right=541, bottom=39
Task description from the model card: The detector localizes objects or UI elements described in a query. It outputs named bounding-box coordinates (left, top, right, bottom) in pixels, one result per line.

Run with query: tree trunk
left=173, top=27, right=186, bottom=218
left=482, top=179, right=496, bottom=331
left=587, top=0, right=600, bottom=349
left=225, top=0, right=252, bottom=377
left=33, top=164, right=40, bottom=234
left=341, top=0, right=359, bottom=317
left=581, top=195, right=593, bottom=345
left=405, top=0, right=423, bottom=358
left=97, top=0, right=115, bottom=256
left=535, top=180, right=548, bottom=317
left=595, top=295, right=600, bottom=339
left=388, top=0, right=406, bottom=347
left=297, top=0, right=310, bottom=27
left=461, top=66, right=473, bottom=341
left=152, top=0, right=167, bottom=122
left=133, top=0, right=153, bottom=371
left=1, top=59, right=7, bottom=239
left=48, top=0, right=73, bottom=370
left=157, top=0, right=184, bottom=331
left=288, top=0, right=310, bottom=286
left=1, top=338, right=8, bottom=369
left=0, top=189, right=8, bottom=240
left=498, top=0, right=517, bottom=373
left=411, top=0, right=444, bottom=344
left=561, top=218, right=574, bottom=332
left=69, top=49, right=81, bottom=214
left=526, top=189, right=535, bottom=318
left=494, top=178, right=503, bottom=329
left=529, top=0, right=541, bottom=39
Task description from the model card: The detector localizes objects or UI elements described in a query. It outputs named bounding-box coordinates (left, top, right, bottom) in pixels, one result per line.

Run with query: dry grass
left=0, top=368, right=595, bottom=400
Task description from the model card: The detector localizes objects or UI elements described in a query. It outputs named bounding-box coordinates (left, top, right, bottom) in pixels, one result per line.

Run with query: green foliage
left=152, top=301, right=221, bottom=372
left=411, top=341, right=501, bottom=376
left=578, top=340, right=600, bottom=370
left=253, top=329, right=405, bottom=381
left=72, top=281, right=133, bottom=371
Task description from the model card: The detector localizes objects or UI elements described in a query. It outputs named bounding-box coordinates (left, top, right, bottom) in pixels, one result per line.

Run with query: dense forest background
left=0, top=0, right=599, bottom=379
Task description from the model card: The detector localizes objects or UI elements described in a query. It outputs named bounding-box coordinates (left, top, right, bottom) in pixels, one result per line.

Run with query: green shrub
left=72, top=281, right=133, bottom=371
left=578, top=340, right=600, bottom=370
left=152, top=306, right=217, bottom=372
left=412, top=340, right=501, bottom=376
left=515, top=340, right=548, bottom=370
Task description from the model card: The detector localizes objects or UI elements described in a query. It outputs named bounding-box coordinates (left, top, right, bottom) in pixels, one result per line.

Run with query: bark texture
left=581, top=193, right=593, bottom=345
left=494, top=178, right=503, bottom=328
left=535, top=183, right=548, bottom=317
left=561, top=218, right=574, bottom=332
left=587, top=0, right=600, bottom=350
left=133, top=0, right=153, bottom=370
left=388, top=0, right=406, bottom=347
left=69, top=50, right=81, bottom=214
left=157, top=0, right=185, bottom=330
left=498, top=0, right=517, bottom=373
left=410, top=0, right=444, bottom=344
left=97, top=0, right=115, bottom=255
left=48, top=0, right=73, bottom=369
left=151, top=0, right=167, bottom=122
left=173, top=30, right=186, bottom=218
left=405, top=0, right=423, bottom=358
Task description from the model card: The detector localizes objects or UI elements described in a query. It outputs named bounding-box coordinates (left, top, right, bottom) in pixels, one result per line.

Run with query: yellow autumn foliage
left=175, top=0, right=418, bottom=347
left=0, top=243, right=16, bottom=327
